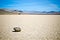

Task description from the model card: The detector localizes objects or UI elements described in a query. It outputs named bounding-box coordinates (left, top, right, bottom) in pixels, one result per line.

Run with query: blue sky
left=0, top=0, right=60, bottom=11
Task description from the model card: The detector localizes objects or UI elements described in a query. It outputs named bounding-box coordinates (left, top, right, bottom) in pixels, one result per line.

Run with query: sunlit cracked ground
left=0, top=15, right=60, bottom=40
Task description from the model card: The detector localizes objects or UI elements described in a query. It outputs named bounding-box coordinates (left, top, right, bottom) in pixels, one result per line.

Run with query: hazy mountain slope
left=0, top=9, right=60, bottom=15
left=0, top=9, right=21, bottom=15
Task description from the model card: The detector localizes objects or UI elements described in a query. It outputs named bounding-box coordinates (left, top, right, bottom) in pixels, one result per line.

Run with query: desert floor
left=0, top=15, right=60, bottom=40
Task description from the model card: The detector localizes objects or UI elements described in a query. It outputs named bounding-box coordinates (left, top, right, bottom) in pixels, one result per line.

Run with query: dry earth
left=0, top=15, right=60, bottom=40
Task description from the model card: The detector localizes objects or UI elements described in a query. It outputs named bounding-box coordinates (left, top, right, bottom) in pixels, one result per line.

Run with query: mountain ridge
left=0, top=9, right=60, bottom=15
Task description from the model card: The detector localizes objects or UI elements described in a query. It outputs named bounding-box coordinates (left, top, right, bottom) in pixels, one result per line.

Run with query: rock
left=13, top=27, right=21, bottom=32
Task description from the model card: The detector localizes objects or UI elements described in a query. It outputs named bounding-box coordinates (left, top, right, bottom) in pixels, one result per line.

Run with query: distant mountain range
left=0, top=9, right=60, bottom=15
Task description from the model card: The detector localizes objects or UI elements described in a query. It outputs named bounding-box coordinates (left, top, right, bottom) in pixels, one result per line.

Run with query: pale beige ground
left=0, top=15, right=60, bottom=40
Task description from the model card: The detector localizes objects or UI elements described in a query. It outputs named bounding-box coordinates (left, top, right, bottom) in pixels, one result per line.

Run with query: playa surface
left=0, top=15, right=60, bottom=40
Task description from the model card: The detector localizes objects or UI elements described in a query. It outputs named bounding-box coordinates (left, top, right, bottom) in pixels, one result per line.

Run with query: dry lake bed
left=0, top=15, right=60, bottom=40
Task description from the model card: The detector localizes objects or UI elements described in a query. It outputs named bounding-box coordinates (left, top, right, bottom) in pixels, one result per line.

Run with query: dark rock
left=13, top=27, right=21, bottom=32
